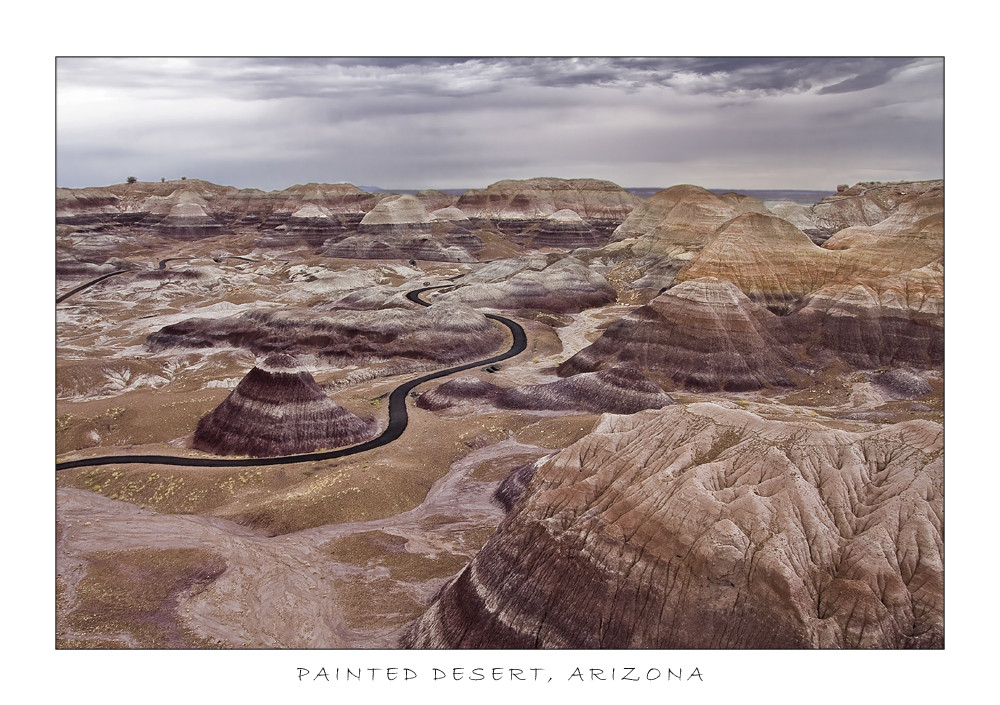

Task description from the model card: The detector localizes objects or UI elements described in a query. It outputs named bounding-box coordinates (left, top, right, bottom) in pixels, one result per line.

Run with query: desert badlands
left=55, top=176, right=943, bottom=649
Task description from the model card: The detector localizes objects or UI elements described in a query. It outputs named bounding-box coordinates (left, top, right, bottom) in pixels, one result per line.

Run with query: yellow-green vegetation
left=56, top=389, right=227, bottom=455
left=468, top=453, right=543, bottom=483
left=325, top=530, right=471, bottom=583
left=512, top=414, right=597, bottom=449
left=323, top=529, right=489, bottom=631
left=58, top=465, right=273, bottom=515
left=693, top=427, right=744, bottom=466
left=781, top=361, right=855, bottom=408
left=59, top=548, right=226, bottom=649
left=331, top=576, right=426, bottom=630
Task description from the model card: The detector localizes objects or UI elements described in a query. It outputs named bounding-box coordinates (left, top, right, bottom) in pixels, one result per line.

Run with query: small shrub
left=125, top=176, right=138, bottom=184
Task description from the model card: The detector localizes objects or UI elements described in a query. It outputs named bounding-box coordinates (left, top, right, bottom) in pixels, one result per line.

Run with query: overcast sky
left=56, top=57, right=943, bottom=192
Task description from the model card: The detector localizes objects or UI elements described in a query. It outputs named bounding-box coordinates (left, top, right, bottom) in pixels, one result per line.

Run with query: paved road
left=56, top=285, right=527, bottom=471
left=56, top=271, right=129, bottom=304
left=58, top=257, right=257, bottom=303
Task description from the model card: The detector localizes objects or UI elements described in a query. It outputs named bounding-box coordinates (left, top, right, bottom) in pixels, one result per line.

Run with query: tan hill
left=403, top=403, right=943, bottom=648
left=676, top=211, right=845, bottom=310
left=612, top=184, right=769, bottom=251
left=594, top=181, right=942, bottom=303
left=786, top=262, right=944, bottom=368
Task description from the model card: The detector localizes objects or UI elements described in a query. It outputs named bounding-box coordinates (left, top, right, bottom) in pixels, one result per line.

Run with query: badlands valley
left=55, top=176, right=943, bottom=649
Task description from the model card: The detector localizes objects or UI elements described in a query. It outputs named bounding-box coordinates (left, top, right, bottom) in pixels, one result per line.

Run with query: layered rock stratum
left=56, top=179, right=383, bottom=234
left=785, top=262, right=944, bottom=368
left=192, top=354, right=378, bottom=456
left=322, top=195, right=482, bottom=262
left=457, top=177, right=641, bottom=221
left=438, top=255, right=617, bottom=313
left=145, top=302, right=505, bottom=365
left=456, top=177, right=641, bottom=247
left=417, top=365, right=674, bottom=415
left=402, top=403, right=943, bottom=649
left=559, top=278, right=795, bottom=390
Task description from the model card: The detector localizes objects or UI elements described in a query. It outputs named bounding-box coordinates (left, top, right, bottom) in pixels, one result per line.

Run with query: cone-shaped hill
left=192, top=354, right=378, bottom=457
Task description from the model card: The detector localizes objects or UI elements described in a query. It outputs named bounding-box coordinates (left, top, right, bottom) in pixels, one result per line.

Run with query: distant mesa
left=321, top=194, right=483, bottom=262
left=55, top=179, right=384, bottom=242
left=458, top=177, right=641, bottom=221
left=559, top=277, right=795, bottom=391
left=417, top=365, right=675, bottom=415
left=811, top=180, right=942, bottom=234
left=403, top=403, right=943, bottom=649
left=456, top=177, right=642, bottom=247
left=192, top=353, right=378, bottom=457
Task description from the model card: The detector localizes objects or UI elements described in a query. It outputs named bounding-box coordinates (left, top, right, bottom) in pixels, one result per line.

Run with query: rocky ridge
left=417, top=365, right=674, bottom=415
left=438, top=255, right=617, bottom=314
left=559, top=277, right=796, bottom=390
left=145, top=302, right=506, bottom=366
left=403, top=403, right=943, bottom=649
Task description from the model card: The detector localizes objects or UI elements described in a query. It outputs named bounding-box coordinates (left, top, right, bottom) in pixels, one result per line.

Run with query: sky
left=55, top=56, right=943, bottom=193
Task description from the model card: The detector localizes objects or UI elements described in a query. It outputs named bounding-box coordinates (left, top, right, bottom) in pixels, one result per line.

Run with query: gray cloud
left=56, top=57, right=943, bottom=191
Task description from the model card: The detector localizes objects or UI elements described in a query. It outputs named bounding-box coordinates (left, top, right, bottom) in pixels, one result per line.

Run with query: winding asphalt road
left=57, top=257, right=258, bottom=303
left=56, top=271, right=130, bottom=304
left=55, top=285, right=527, bottom=471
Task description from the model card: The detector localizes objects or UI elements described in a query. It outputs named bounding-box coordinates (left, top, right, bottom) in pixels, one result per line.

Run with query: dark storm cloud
left=58, top=57, right=928, bottom=102
left=56, top=56, right=943, bottom=191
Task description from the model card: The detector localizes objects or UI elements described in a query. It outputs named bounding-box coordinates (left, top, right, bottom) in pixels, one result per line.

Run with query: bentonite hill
left=56, top=176, right=943, bottom=650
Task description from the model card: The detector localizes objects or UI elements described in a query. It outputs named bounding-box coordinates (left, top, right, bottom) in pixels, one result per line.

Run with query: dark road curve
left=56, top=271, right=129, bottom=304
left=56, top=285, right=527, bottom=471
left=57, top=257, right=258, bottom=303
